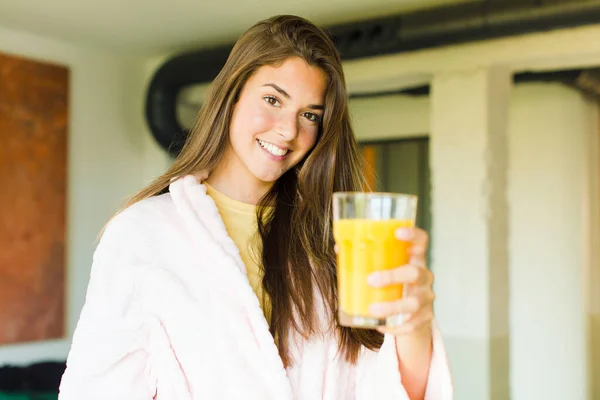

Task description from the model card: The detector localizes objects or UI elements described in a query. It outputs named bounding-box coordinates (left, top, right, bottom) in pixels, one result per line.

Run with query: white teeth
left=258, top=139, right=288, bottom=157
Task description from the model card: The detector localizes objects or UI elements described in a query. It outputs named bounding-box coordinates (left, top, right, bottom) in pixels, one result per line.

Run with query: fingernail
left=395, top=228, right=412, bottom=241
left=367, top=273, right=381, bottom=287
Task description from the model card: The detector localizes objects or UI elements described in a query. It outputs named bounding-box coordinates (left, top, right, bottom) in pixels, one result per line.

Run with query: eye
left=302, top=112, right=321, bottom=123
left=263, top=96, right=280, bottom=107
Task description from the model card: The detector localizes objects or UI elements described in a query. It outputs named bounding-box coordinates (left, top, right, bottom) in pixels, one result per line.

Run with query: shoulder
left=97, top=193, right=183, bottom=258
left=115, top=192, right=178, bottom=224
left=89, top=192, right=194, bottom=298
left=109, top=192, right=181, bottom=230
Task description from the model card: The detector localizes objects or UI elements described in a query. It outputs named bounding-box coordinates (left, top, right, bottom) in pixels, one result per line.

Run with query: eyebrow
left=262, top=83, right=325, bottom=111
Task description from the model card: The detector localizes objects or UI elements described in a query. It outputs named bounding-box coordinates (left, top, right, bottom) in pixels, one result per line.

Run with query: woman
left=59, top=15, right=452, bottom=400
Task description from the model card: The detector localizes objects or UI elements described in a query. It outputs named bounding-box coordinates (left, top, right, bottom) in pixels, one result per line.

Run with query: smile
left=257, top=139, right=289, bottom=157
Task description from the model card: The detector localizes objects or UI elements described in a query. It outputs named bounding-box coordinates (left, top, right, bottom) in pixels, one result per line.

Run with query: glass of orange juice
left=333, top=192, right=418, bottom=329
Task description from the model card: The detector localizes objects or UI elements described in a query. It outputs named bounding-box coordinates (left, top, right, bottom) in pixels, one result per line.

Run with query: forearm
left=395, top=325, right=433, bottom=400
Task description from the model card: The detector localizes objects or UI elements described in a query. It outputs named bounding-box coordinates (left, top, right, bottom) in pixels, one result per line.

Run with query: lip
left=256, top=139, right=290, bottom=161
left=257, top=138, right=289, bottom=152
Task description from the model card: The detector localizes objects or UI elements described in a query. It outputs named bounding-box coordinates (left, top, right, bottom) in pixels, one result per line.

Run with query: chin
left=251, top=167, right=286, bottom=184
left=254, top=173, right=282, bottom=184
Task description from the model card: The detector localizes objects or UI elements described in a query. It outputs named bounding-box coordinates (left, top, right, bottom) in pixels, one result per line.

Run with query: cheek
left=235, top=102, right=276, bottom=136
left=252, top=113, right=277, bottom=133
left=297, top=129, right=319, bottom=153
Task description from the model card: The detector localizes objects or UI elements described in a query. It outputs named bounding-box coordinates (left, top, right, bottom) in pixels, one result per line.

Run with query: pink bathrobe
left=59, top=174, right=453, bottom=399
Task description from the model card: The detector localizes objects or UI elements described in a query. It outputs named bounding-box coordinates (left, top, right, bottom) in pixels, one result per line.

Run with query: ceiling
left=0, top=0, right=477, bottom=55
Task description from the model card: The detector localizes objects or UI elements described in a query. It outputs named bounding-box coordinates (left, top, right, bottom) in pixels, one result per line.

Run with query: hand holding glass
left=333, top=192, right=418, bottom=329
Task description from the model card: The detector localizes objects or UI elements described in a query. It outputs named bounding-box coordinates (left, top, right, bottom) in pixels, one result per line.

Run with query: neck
left=205, top=161, right=272, bottom=206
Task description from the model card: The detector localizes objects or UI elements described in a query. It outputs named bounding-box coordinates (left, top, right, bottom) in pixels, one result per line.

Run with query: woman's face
left=224, top=57, right=327, bottom=186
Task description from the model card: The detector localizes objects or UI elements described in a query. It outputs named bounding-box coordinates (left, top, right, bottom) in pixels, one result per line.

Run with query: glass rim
left=332, top=191, right=418, bottom=202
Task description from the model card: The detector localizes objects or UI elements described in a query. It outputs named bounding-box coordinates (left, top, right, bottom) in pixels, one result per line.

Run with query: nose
left=275, top=111, right=299, bottom=141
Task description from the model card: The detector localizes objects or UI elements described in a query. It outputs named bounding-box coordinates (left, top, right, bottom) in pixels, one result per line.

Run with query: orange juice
left=333, top=219, right=413, bottom=318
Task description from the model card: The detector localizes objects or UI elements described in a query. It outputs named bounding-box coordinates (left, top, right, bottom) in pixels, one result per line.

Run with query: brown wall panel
left=0, top=52, right=69, bottom=344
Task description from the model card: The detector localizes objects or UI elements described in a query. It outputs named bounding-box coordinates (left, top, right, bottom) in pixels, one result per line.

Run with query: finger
left=378, top=311, right=433, bottom=336
left=411, top=266, right=434, bottom=286
left=395, top=227, right=429, bottom=247
left=410, top=285, right=436, bottom=307
left=334, top=244, right=339, bottom=254
left=377, top=305, right=434, bottom=335
left=368, top=265, right=418, bottom=287
left=396, top=228, right=430, bottom=266
left=369, top=297, right=419, bottom=318
left=368, top=264, right=432, bottom=287
left=403, top=263, right=433, bottom=287
left=369, top=287, right=435, bottom=318
left=409, top=243, right=427, bottom=258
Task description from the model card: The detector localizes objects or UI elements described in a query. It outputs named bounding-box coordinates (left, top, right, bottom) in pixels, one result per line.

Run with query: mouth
left=257, top=139, right=290, bottom=158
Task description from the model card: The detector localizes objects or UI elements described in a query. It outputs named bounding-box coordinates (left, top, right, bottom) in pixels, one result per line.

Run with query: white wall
left=141, top=54, right=173, bottom=184
left=507, top=84, right=594, bottom=400
left=349, top=95, right=430, bottom=141
left=349, top=83, right=599, bottom=400
left=0, top=25, right=148, bottom=365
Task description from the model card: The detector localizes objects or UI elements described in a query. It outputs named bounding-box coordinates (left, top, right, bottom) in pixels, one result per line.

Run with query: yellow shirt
left=205, top=183, right=270, bottom=319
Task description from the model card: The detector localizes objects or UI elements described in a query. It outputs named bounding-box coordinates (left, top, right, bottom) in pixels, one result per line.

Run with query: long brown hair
left=125, top=15, right=383, bottom=366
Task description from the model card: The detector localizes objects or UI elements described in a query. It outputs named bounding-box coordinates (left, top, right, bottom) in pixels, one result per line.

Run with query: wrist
left=395, top=323, right=433, bottom=352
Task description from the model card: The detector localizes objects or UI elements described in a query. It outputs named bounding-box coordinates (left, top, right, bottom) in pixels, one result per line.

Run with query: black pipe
left=145, top=46, right=231, bottom=156
left=146, top=1, right=600, bottom=156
